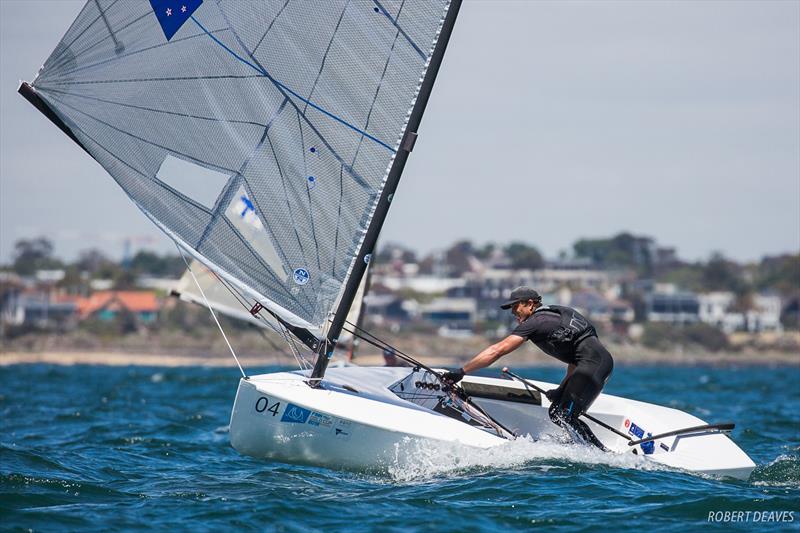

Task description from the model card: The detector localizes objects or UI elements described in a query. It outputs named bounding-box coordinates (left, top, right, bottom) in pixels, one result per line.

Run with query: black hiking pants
left=548, top=336, right=614, bottom=449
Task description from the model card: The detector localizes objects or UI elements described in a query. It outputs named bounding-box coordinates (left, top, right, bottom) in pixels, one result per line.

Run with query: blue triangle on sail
left=149, top=0, right=203, bottom=41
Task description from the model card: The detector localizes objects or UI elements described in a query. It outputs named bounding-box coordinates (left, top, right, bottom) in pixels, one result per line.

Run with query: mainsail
left=172, top=258, right=369, bottom=355
left=21, top=0, right=461, bottom=381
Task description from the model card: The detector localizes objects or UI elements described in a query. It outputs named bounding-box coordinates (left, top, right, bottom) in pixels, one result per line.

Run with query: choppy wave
left=1, top=364, right=798, bottom=531
left=751, top=451, right=800, bottom=487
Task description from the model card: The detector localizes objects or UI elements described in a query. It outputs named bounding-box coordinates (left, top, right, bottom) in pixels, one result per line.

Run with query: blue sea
left=1, top=364, right=798, bottom=531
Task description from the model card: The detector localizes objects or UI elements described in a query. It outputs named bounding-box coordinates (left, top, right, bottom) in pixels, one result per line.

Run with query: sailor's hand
left=545, top=387, right=563, bottom=404
left=441, top=368, right=465, bottom=385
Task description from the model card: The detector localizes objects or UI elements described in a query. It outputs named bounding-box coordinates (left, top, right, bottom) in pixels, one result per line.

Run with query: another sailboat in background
left=171, top=258, right=369, bottom=365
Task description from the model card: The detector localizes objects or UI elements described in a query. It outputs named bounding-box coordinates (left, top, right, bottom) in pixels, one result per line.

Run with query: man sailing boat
left=443, top=287, right=614, bottom=450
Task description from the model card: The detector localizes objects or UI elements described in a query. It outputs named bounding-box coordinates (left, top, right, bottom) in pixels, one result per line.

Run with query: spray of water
left=387, top=434, right=672, bottom=482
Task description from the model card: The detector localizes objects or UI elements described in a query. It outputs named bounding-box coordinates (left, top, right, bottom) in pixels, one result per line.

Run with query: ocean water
left=1, top=363, right=798, bottom=531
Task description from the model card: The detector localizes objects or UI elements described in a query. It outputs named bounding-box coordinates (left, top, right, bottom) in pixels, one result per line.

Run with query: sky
left=1, top=0, right=798, bottom=264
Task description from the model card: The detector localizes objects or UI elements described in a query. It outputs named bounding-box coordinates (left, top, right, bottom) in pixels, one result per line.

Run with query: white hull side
left=464, top=375, right=755, bottom=479
left=230, top=367, right=755, bottom=479
left=229, top=368, right=503, bottom=471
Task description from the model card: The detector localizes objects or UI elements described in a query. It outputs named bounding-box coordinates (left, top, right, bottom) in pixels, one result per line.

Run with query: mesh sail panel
left=32, top=0, right=450, bottom=332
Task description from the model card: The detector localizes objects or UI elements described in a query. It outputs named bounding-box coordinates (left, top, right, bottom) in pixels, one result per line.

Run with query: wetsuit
left=511, top=305, right=614, bottom=449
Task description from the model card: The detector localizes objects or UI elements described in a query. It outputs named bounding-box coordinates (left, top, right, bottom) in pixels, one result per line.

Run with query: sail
left=23, top=0, right=458, bottom=343
left=172, top=258, right=368, bottom=344
left=172, top=259, right=274, bottom=329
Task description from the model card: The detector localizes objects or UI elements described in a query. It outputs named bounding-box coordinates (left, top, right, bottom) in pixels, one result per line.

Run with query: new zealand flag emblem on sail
left=150, top=0, right=203, bottom=41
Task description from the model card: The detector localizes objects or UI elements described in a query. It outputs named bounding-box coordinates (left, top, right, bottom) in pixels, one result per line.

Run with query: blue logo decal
left=239, top=195, right=255, bottom=218
left=280, top=403, right=311, bottom=423
left=149, top=0, right=203, bottom=41
left=641, top=434, right=655, bottom=454
left=628, top=422, right=645, bottom=439
left=293, top=268, right=310, bottom=285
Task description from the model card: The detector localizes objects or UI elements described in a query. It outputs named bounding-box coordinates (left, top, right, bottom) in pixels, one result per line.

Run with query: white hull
left=229, top=367, right=755, bottom=479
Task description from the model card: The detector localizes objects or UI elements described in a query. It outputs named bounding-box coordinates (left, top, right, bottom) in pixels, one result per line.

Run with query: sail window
left=156, top=154, right=229, bottom=210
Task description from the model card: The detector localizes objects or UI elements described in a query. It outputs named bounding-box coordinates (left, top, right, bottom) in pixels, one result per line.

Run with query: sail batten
left=24, top=0, right=457, bottom=358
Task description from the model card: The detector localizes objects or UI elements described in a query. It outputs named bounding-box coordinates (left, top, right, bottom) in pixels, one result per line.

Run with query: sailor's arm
left=462, top=335, right=526, bottom=374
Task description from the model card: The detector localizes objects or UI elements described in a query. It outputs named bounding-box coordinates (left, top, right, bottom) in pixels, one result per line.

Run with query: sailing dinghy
left=22, top=0, right=754, bottom=479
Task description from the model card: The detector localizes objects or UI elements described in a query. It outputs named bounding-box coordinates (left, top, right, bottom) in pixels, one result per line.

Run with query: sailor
left=442, top=286, right=613, bottom=450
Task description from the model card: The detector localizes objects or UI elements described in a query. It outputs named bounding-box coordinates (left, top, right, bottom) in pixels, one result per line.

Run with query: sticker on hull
left=281, top=403, right=311, bottom=423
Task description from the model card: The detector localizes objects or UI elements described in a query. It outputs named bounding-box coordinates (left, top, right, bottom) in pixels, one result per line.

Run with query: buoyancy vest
left=531, top=305, right=597, bottom=361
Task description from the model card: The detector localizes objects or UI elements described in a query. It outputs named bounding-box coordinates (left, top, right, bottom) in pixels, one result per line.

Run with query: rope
left=339, top=322, right=515, bottom=439
left=195, top=259, right=311, bottom=372
left=175, top=244, right=247, bottom=379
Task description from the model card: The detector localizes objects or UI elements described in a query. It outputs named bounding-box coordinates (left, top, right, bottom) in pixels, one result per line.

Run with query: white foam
left=387, top=434, right=672, bottom=482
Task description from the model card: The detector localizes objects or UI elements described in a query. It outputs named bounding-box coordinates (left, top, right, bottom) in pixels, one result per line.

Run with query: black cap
left=500, top=286, right=541, bottom=309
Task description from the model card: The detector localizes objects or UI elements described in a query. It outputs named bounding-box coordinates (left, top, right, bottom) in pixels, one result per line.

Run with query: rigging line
left=209, top=270, right=309, bottom=368
left=338, top=324, right=428, bottom=372
left=296, top=113, right=322, bottom=271
left=372, top=0, right=426, bottom=60
left=275, top=317, right=311, bottom=370
left=41, top=87, right=271, bottom=128
left=258, top=325, right=294, bottom=361
left=55, top=27, right=228, bottom=79
left=251, top=0, right=291, bottom=56
left=66, top=8, right=148, bottom=64
left=275, top=315, right=307, bottom=371
left=207, top=260, right=312, bottom=354
left=92, top=0, right=124, bottom=52
left=189, top=15, right=396, bottom=153
left=195, top=203, right=313, bottom=313
left=46, top=0, right=123, bottom=69
left=176, top=244, right=247, bottom=379
left=208, top=220, right=316, bottom=315
left=204, top=265, right=282, bottom=333
left=342, top=319, right=426, bottom=368
left=338, top=324, right=514, bottom=439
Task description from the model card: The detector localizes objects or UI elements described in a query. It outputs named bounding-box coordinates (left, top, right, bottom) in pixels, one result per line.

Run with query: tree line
left=5, top=234, right=798, bottom=299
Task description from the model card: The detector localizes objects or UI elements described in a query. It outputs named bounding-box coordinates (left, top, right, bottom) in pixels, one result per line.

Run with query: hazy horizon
left=1, top=0, right=798, bottom=264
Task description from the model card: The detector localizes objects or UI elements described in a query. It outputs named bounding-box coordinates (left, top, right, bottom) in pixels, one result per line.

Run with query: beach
left=2, top=343, right=797, bottom=368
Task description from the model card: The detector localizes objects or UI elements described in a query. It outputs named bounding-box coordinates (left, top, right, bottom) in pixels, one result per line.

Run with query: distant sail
left=173, top=258, right=369, bottom=345
left=25, top=0, right=454, bottom=342
left=172, top=259, right=273, bottom=329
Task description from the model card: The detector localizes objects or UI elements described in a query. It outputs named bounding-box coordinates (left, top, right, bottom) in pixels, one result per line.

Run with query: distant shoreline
left=1, top=348, right=797, bottom=368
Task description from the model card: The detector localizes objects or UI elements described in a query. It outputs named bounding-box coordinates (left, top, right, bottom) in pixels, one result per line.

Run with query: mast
left=310, top=0, right=463, bottom=383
